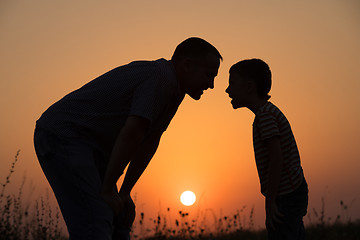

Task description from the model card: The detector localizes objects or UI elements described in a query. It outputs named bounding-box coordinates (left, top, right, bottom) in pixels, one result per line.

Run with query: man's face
left=226, top=72, right=248, bottom=109
left=183, top=53, right=220, bottom=100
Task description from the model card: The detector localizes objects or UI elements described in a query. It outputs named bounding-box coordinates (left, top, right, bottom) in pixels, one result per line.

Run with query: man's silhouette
left=34, top=37, right=222, bottom=240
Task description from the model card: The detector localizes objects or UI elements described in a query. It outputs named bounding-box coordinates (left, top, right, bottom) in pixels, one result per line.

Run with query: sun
left=180, top=191, right=196, bottom=206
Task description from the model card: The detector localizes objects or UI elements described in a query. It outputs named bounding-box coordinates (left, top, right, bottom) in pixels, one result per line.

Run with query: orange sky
left=1, top=0, right=360, bottom=231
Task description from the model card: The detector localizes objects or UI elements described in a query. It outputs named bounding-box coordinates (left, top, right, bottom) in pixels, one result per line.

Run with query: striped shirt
left=252, top=102, right=304, bottom=196
left=36, top=58, right=185, bottom=154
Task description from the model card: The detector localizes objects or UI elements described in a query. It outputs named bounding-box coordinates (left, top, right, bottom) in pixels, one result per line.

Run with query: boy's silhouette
left=226, top=59, right=308, bottom=240
left=34, top=37, right=222, bottom=240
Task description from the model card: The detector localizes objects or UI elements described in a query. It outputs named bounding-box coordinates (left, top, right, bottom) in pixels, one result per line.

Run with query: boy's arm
left=264, top=136, right=285, bottom=230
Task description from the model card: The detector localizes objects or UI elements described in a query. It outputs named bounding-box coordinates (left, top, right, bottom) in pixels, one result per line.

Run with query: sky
left=1, top=0, right=360, bottom=232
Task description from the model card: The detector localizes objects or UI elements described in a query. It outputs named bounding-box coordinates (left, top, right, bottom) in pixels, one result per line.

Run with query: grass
left=133, top=203, right=360, bottom=240
left=1, top=151, right=359, bottom=240
left=132, top=207, right=266, bottom=240
left=0, top=150, right=66, bottom=240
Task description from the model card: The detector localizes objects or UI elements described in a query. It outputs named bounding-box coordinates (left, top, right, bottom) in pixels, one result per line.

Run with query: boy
left=226, top=59, right=308, bottom=240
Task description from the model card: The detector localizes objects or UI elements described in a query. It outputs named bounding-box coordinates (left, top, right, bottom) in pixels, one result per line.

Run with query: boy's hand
left=265, top=198, right=284, bottom=231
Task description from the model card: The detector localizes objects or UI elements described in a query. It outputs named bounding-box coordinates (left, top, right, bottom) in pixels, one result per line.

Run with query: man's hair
left=171, top=37, right=223, bottom=62
left=230, top=59, right=272, bottom=100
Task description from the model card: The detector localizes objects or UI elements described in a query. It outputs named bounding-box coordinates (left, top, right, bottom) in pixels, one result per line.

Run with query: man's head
left=172, top=37, right=222, bottom=100
left=226, top=59, right=272, bottom=109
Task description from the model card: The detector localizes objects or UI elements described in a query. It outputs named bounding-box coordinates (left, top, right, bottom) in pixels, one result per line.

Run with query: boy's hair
left=172, top=37, right=223, bottom=62
left=230, top=59, right=272, bottom=100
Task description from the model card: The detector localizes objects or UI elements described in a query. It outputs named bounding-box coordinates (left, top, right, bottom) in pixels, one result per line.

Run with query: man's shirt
left=36, top=58, right=185, bottom=153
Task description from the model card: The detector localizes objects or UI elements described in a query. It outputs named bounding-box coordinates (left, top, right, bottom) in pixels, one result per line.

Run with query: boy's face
left=226, top=71, right=249, bottom=109
left=181, top=53, right=220, bottom=100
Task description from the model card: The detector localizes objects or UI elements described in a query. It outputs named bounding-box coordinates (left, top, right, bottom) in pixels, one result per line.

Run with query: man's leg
left=34, top=128, right=117, bottom=240
left=113, top=213, right=131, bottom=240
left=93, top=148, right=132, bottom=240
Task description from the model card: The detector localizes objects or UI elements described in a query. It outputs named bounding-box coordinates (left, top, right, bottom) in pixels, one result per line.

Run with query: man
left=34, top=37, right=222, bottom=240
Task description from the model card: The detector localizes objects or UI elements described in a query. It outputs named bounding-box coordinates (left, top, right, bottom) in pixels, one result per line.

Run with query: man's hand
left=265, top=198, right=284, bottom=231
left=101, top=190, right=136, bottom=228
left=101, top=189, right=124, bottom=216
left=119, top=192, right=136, bottom=228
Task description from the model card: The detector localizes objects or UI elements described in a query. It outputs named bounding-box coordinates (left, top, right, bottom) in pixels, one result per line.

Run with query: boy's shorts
left=268, top=177, right=308, bottom=240
left=34, top=126, right=131, bottom=240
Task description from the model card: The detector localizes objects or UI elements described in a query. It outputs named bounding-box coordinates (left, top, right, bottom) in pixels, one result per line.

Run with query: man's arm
left=100, top=116, right=149, bottom=214
left=118, top=128, right=163, bottom=227
left=120, top=129, right=162, bottom=194
left=264, top=136, right=284, bottom=230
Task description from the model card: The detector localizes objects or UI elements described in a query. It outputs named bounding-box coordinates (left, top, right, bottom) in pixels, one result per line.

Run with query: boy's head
left=226, top=59, right=272, bottom=109
left=172, top=37, right=222, bottom=100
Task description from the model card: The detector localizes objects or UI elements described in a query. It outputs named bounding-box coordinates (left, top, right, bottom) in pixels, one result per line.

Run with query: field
left=130, top=206, right=360, bottom=240
left=1, top=151, right=359, bottom=240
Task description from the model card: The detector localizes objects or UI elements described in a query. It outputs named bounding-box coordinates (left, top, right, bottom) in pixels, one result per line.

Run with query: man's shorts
left=34, top=126, right=130, bottom=240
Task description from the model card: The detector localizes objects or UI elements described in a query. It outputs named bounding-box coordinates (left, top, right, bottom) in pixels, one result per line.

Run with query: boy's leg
left=34, top=127, right=130, bottom=240
left=267, top=179, right=308, bottom=240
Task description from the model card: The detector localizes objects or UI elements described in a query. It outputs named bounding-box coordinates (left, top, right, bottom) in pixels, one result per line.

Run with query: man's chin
left=188, top=91, right=203, bottom=100
left=231, top=100, right=240, bottom=109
